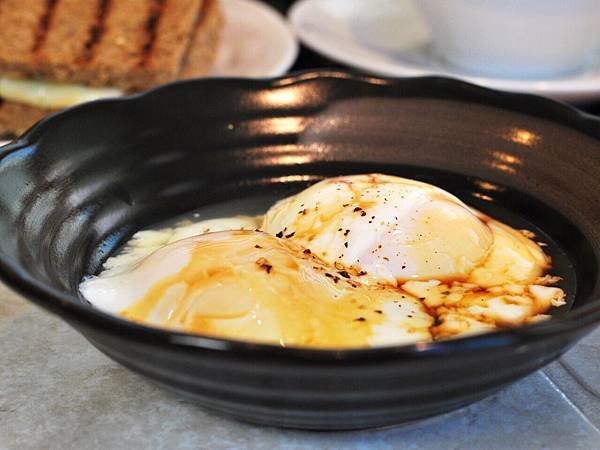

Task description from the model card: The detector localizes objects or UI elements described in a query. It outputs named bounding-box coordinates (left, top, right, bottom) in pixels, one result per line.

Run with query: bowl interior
left=0, top=74, right=599, bottom=337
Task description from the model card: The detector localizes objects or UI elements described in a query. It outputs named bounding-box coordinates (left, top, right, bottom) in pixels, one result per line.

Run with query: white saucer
left=211, top=0, right=299, bottom=78
left=289, top=0, right=600, bottom=103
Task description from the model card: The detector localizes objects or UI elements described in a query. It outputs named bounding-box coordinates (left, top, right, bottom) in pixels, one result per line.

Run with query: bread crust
left=0, top=100, right=54, bottom=138
left=180, top=0, right=222, bottom=79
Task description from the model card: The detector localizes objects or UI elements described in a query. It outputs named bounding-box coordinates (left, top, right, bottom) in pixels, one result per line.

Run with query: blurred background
left=2, top=0, right=600, bottom=138
left=269, top=0, right=600, bottom=115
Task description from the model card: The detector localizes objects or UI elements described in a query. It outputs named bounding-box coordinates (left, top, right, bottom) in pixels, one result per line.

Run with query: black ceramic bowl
left=1, top=71, right=599, bottom=430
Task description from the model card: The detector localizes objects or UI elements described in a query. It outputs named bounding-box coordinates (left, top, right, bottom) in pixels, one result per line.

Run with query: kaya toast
left=0, top=0, right=222, bottom=137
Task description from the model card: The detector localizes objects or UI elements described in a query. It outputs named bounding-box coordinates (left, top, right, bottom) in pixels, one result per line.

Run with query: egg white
left=99, top=216, right=261, bottom=277
left=81, top=230, right=433, bottom=348
left=263, top=174, right=494, bottom=284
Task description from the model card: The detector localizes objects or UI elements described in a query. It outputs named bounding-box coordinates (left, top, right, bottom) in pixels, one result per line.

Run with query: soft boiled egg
left=263, top=174, right=494, bottom=284
left=80, top=173, right=566, bottom=348
left=99, top=216, right=261, bottom=277
left=80, top=230, right=433, bottom=348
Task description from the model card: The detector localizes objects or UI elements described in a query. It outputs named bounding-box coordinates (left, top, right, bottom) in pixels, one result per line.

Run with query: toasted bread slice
left=0, top=0, right=222, bottom=137
left=0, top=0, right=221, bottom=91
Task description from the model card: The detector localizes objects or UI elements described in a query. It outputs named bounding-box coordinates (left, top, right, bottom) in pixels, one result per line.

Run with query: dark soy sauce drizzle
left=124, top=169, right=578, bottom=319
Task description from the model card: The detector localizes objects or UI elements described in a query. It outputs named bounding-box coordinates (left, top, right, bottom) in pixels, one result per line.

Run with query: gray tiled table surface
left=1, top=281, right=599, bottom=450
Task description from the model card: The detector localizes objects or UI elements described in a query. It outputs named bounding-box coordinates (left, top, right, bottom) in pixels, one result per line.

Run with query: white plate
left=211, top=0, right=299, bottom=78
left=289, top=0, right=600, bottom=102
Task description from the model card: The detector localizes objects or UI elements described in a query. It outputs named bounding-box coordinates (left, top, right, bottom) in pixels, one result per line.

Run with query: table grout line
left=557, top=359, right=600, bottom=400
left=540, top=370, right=600, bottom=436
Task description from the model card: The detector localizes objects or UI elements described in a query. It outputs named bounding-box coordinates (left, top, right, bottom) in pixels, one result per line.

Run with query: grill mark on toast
left=179, top=0, right=213, bottom=78
left=138, top=0, right=166, bottom=67
left=32, top=0, right=59, bottom=53
left=77, top=0, right=112, bottom=65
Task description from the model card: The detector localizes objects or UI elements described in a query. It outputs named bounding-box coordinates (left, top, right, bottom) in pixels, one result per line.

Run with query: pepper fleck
left=255, top=257, right=273, bottom=274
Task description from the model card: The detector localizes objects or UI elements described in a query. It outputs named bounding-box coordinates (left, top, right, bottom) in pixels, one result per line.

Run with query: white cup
left=417, top=0, right=600, bottom=79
